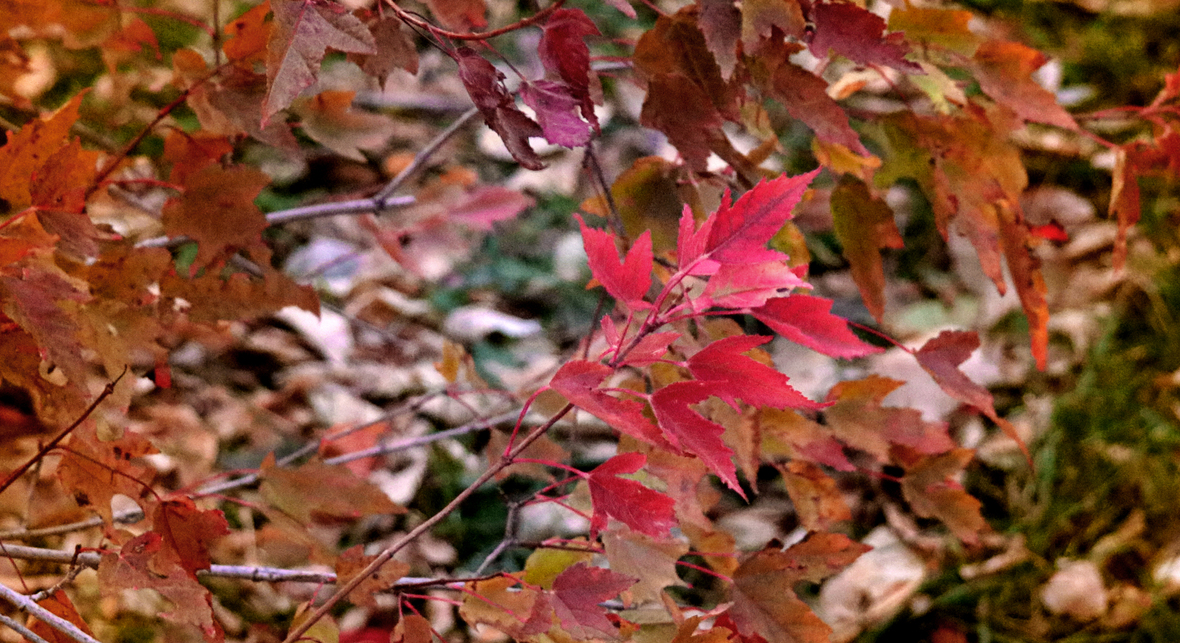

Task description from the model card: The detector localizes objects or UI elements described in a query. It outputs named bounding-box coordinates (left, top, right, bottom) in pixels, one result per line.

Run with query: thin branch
left=282, top=404, right=574, bottom=643
left=0, top=612, right=51, bottom=643
left=387, top=0, right=567, bottom=42
left=0, top=369, right=125, bottom=496
left=374, top=107, right=480, bottom=202
left=0, top=543, right=483, bottom=589
left=475, top=501, right=521, bottom=574
left=0, top=583, right=101, bottom=643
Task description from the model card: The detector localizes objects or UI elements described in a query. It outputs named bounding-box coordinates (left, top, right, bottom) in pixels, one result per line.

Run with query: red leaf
left=810, top=2, right=921, bottom=73
left=915, top=330, right=1026, bottom=456
left=264, top=0, right=376, bottom=124
left=550, top=360, right=669, bottom=448
left=587, top=453, right=676, bottom=538
left=538, top=8, right=600, bottom=131
left=750, top=294, right=882, bottom=359
left=449, top=185, right=533, bottom=230
left=973, top=40, right=1078, bottom=130
left=161, top=164, right=271, bottom=271
left=456, top=48, right=544, bottom=170
left=650, top=381, right=743, bottom=497
left=521, top=80, right=593, bottom=148
left=699, top=0, right=741, bottom=78
left=551, top=563, right=636, bottom=639
left=705, top=169, right=821, bottom=264
left=30, top=591, right=97, bottom=643
left=640, top=73, right=725, bottom=171
left=98, top=532, right=222, bottom=641
left=1110, top=145, right=1142, bottom=272
left=575, top=214, right=652, bottom=308
left=152, top=498, right=229, bottom=578
left=1029, top=221, right=1069, bottom=242
left=677, top=205, right=716, bottom=275
left=688, top=335, right=824, bottom=411
left=698, top=260, right=808, bottom=309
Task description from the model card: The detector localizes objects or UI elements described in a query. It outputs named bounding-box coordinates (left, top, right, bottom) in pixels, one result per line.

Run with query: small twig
left=387, top=0, right=567, bottom=41
left=0, top=369, right=126, bottom=497
left=475, top=501, right=521, bottom=574
left=374, top=107, right=480, bottom=202
left=583, top=142, right=627, bottom=239
left=0, top=612, right=51, bottom=643
left=281, top=404, right=574, bottom=643
left=0, top=583, right=101, bottom=643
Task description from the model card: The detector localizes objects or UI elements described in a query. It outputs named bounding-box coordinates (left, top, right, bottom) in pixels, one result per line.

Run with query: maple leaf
left=0, top=92, right=85, bottom=213
left=601, top=317, right=679, bottom=367
left=701, top=169, right=821, bottom=265
left=699, top=0, right=741, bottom=79
left=393, top=615, right=433, bottom=643
left=160, top=262, right=320, bottom=323
left=57, top=425, right=158, bottom=525
left=551, top=563, right=636, bottom=639
left=728, top=534, right=869, bottom=643
left=640, top=74, right=727, bottom=172
left=915, top=330, right=1026, bottom=454
left=972, top=40, right=1078, bottom=130
left=98, top=532, right=222, bottom=641
left=760, top=408, right=855, bottom=472
left=538, top=8, right=600, bottom=132
left=0, top=261, right=91, bottom=390
left=521, top=80, right=593, bottom=148
left=887, top=5, right=981, bottom=56
left=687, top=335, right=823, bottom=410
left=297, top=89, right=396, bottom=161
left=259, top=454, right=405, bottom=524
left=586, top=452, right=676, bottom=538
left=456, top=48, right=544, bottom=170
left=575, top=215, right=652, bottom=307
left=698, top=261, right=808, bottom=309
left=830, top=176, right=904, bottom=322
left=602, top=524, right=688, bottom=602
left=809, top=2, right=921, bottom=73
left=351, top=15, right=418, bottom=89
left=650, top=380, right=743, bottom=497
left=422, top=0, right=486, bottom=31
left=263, top=0, right=376, bottom=125
left=778, top=460, right=851, bottom=531
left=550, top=360, right=669, bottom=448
left=824, top=375, right=956, bottom=461
left=634, top=8, right=740, bottom=121
left=162, top=130, right=234, bottom=186
left=160, top=164, right=271, bottom=270
left=335, top=545, right=410, bottom=608
left=900, top=448, right=989, bottom=544
left=749, top=294, right=882, bottom=359
left=152, top=497, right=229, bottom=578
left=223, top=2, right=271, bottom=65
left=460, top=576, right=552, bottom=639
left=749, top=40, right=870, bottom=156
left=29, top=590, right=97, bottom=643
left=741, top=0, right=805, bottom=53
left=524, top=546, right=594, bottom=590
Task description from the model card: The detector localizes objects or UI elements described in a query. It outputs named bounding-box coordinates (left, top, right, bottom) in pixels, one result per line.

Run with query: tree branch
left=0, top=612, right=51, bottom=643
left=0, top=583, right=101, bottom=643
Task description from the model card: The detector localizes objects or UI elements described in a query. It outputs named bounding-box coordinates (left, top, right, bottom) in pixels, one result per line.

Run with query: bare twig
left=474, top=501, right=521, bottom=574
left=282, top=404, right=574, bottom=643
left=0, top=583, right=101, bottom=643
left=0, top=543, right=483, bottom=589
left=387, top=0, right=567, bottom=41
left=374, top=107, right=480, bottom=202
left=0, top=612, right=51, bottom=643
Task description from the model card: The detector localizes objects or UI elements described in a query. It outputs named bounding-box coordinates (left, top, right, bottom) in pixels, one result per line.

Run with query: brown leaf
left=900, top=448, right=989, bottom=544
left=728, top=534, right=869, bottom=643
left=160, top=164, right=270, bottom=270
left=459, top=576, right=553, bottom=639
left=259, top=454, right=405, bottom=524
left=264, top=0, right=376, bottom=124
left=741, top=0, right=805, bottom=53
left=640, top=74, right=725, bottom=172
left=602, top=525, right=688, bottom=602
left=778, top=460, right=851, bottom=531
left=223, top=2, right=271, bottom=65
left=297, top=90, right=396, bottom=161
left=0, top=92, right=85, bottom=213
left=335, top=545, right=410, bottom=608
left=422, top=0, right=487, bottom=31
left=152, top=497, right=230, bottom=578
left=634, top=7, right=739, bottom=120
left=810, top=2, right=921, bottom=73
left=825, top=376, right=956, bottom=461
left=57, top=425, right=158, bottom=524
left=353, top=16, right=418, bottom=88
left=830, top=176, right=903, bottom=322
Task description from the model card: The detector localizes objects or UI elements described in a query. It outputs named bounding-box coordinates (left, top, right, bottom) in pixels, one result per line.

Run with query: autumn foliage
left=0, top=0, right=1177, bottom=642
